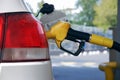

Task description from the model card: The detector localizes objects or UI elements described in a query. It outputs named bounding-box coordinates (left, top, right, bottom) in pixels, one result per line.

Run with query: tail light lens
left=0, top=13, right=49, bottom=62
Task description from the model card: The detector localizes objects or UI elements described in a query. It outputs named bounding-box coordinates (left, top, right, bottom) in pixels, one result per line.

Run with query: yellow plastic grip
left=89, top=34, right=113, bottom=48
left=45, top=21, right=70, bottom=48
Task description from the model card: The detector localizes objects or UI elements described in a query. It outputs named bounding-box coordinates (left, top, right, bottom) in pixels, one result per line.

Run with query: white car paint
left=0, top=61, right=53, bottom=80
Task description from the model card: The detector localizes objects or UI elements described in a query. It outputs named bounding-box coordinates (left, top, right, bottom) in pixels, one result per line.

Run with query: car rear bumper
left=0, top=61, right=53, bottom=80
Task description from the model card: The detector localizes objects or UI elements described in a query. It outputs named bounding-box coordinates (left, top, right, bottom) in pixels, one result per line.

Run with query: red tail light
left=0, top=12, right=49, bottom=62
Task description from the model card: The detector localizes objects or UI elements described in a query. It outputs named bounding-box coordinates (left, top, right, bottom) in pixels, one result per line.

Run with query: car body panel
left=0, top=61, right=53, bottom=80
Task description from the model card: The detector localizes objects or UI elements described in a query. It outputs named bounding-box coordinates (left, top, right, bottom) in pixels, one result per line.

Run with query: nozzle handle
left=67, top=28, right=120, bottom=52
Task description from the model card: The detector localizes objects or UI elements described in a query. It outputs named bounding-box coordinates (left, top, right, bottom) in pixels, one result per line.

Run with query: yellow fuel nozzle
left=45, top=21, right=120, bottom=55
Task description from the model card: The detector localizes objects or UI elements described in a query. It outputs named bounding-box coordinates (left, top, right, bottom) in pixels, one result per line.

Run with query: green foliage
left=37, top=0, right=45, bottom=9
left=72, top=0, right=97, bottom=26
left=93, top=0, right=117, bottom=30
left=34, top=0, right=45, bottom=17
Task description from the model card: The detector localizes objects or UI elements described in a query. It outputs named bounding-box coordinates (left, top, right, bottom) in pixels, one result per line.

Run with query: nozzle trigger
left=60, top=40, right=85, bottom=56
